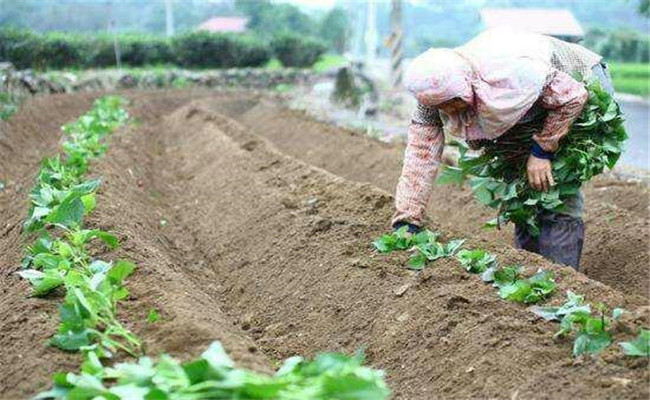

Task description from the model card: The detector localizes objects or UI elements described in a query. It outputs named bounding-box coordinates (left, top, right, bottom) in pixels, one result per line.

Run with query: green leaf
left=92, top=230, right=120, bottom=248
left=72, top=178, right=101, bottom=195
left=81, top=349, right=105, bottom=376
left=435, top=166, right=466, bottom=185
left=493, top=266, right=522, bottom=286
left=153, top=354, right=190, bottom=391
left=498, top=280, right=532, bottom=302
left=51, top=329, right=94, bottom=351
left=612, top=308, right=625, bottom=321
left=42, top=339, right=391, bottom=400
left=275, top=356, right=303, bottom=376
left=574, top=330, right=611, bottom=356
left=18, top=268, right=65, bottom=296
left=202, top=342, right=234, bottom=370
left=107, top=260, right=136, bottom=285
left=46, top=194, right=85, bottom=228
left=445, top=239, right=465, bottom=256
left=456, top=249, right=496, bottom=274
left=147, top=309, right=161, bottom=324
left=407, top=252, right=427, bottom=270
left=108, top=384, right=150, bottom=400
left=619, top=329, right=650, bottom=357
left=529, top=305, right=561, bottom=321
left=321, top=372, right=391, bottom=400
left=371, top=236, right=394, bottom=253
left=81, top=193, right=96, bottom=214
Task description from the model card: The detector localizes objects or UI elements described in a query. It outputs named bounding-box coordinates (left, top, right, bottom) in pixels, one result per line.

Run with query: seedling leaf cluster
left=36, top=342, right=390, bottom=400
left=373, top=227, right=464, bottom=270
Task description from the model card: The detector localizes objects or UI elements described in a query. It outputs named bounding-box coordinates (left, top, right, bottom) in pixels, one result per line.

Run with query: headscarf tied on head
left=404, top=28, right=554, bottom=141
left=404, top=48, right=474, bottom=106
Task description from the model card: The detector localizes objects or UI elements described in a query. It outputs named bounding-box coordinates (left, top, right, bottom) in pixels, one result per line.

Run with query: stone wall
left=0, top=62, right=321, bottom=99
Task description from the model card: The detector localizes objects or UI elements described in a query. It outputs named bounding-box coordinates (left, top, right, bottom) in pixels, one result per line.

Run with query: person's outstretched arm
left=391, top=104, right=444, bottom=229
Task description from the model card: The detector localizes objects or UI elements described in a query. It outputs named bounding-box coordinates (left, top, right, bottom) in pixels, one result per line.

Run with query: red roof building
left=197, top=17, right=248, bottom=34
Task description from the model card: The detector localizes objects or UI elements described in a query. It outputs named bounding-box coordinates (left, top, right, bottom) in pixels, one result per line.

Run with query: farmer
left=392, top=28, right=614, bottom=270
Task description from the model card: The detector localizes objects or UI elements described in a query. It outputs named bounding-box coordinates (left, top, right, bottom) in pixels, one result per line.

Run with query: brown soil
left=232, top=95, right=650, bottom=301
left=0, top=90, right=648, bottom=399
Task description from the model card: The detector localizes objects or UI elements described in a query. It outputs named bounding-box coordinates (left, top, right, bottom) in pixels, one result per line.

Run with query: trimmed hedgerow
left=271, top=33, right=327, bottom=68
left=0, top=28, right=335, bottom=70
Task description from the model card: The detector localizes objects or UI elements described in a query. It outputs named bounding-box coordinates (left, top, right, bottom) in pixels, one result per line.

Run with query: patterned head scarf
left=404, top=28, right=554, bottom=140
left=404, top=48, right=474, bottom=106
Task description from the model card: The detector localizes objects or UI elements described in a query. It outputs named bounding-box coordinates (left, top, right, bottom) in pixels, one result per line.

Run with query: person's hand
left=527, top=154, right=555, bottom=192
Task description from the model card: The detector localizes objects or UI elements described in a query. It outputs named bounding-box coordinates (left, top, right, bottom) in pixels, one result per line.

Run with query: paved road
left=619, top=100, right=650, bottom=171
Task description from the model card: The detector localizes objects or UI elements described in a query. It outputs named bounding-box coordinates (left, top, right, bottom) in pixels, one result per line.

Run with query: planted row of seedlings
left=373, top=227, right=649, bottom=357
left=18, top=97, right=390, bottom=400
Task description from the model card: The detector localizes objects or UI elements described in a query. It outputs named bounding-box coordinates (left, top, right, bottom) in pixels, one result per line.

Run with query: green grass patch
left=608, top=62, right=650, bottom=96
left=0, top=92, right=18, bottom=120
left=312, top=53, right=347, bottom=72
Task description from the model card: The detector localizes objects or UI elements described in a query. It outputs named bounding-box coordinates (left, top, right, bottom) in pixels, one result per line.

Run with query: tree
left=319, top=7, right=348, bottom=54
left=639, top=0, right=650, bottom=17
left=235, top=0, right=315, bottom=38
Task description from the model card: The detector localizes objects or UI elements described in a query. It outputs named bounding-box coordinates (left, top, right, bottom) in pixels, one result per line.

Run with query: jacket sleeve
left=391, top=103, right=445, bottom=227
left=533, top=70, right=589, bottom=152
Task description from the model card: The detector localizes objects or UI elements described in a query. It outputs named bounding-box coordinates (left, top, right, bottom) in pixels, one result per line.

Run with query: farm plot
left=0, top=91, right=648, bottom=399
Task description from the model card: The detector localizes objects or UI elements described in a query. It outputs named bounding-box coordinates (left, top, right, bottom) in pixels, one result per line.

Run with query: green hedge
left=0, top=28, right=326, bottom=70
left=271, top=33, right=327, bottom=68
left=170, top=31, right=269, bottom=68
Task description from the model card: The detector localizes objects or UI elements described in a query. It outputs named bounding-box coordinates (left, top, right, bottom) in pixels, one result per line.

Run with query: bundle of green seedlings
left=20, top=98, right=391, bottom=399
left=35, top=342, right=390, bottom=400
left=372, top=231, right=650, bottom=357
left=437, top=79, right=628, bottom=235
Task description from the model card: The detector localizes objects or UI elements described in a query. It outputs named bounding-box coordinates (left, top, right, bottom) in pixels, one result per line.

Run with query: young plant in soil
left=455, top=249, right=497, bottom=274
left=531, top=291, right=622, bottom=356
left=24, top=178, right=100, bottom=232
left=483, top=265, right=556, bottom=304
left=372, top=228, right=464, bottom=270
left=372, top=226, right=414, bottom=253
left=619, top=329, right=650, bottom=357
left=36, top=341, right=391, bottom=400
left=436, top=80, right=628, bottom=236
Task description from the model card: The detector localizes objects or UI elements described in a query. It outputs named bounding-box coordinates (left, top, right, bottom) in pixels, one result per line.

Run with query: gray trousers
left=515, top=193, right=585, bottom=270
left=514, top=63, right=613, bottom=271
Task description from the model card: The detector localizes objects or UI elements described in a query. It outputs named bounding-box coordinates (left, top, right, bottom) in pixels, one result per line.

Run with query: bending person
left=392, top=28, right=615, bottom=270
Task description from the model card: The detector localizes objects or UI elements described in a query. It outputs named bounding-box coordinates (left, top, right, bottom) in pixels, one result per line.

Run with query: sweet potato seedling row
left=373, top=228, right=649, bottom=357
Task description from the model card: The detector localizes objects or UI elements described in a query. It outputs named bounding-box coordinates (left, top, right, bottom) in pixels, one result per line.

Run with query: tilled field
left=1, top=91, right=648, bottom=399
